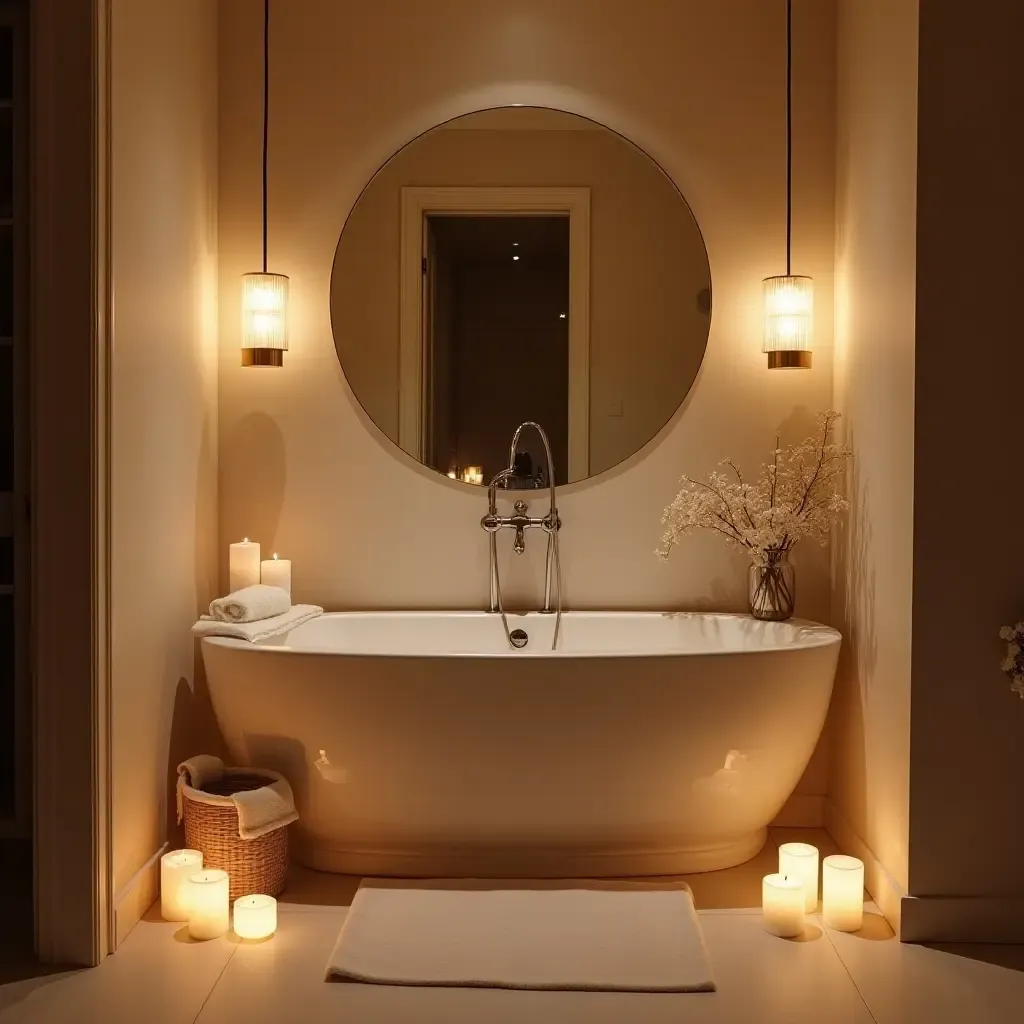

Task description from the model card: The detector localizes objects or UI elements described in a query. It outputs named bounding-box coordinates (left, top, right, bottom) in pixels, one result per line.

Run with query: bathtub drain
left=509, top=629, right=529, bottom=649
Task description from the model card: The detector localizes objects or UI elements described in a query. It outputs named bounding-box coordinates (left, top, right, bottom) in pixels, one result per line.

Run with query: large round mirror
left=331, top=106, right=711, bottom=486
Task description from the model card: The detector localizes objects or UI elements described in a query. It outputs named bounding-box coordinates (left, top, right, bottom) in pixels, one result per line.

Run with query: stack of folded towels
left=191, top=584, right=323, bottom=643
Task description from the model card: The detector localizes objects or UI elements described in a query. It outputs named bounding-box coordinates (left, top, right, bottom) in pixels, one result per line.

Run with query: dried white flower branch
left=658, top=410, right=852, bottom=567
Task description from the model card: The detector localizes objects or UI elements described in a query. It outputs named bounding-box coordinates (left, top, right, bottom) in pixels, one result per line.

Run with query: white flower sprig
left=659, top=410, right=852, bottom=567
left=998, top=623, right=1024, bottom=699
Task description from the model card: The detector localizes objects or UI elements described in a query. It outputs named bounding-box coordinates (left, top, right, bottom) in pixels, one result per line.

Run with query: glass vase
left=748, top=553, right=796, bottom=621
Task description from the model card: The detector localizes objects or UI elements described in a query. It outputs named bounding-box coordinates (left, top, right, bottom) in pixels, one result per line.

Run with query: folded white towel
left=191, top=604, right=323, bottom=643
left=176, top=757, right=299, bottom=839
left=176, top=754, right=226, bottom=824
left=209, top=584, right=291, bottom=623
left=232, top=776, right=299, bottom=840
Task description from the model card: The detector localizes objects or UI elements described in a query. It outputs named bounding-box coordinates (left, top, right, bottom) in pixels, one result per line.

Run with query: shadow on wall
left=221, top=412, right=288, bottom=578
left=164, top=655, right=231, bottom=841
left=776, top=405, right=821, bottom=448
left=686, top=567, right=746, bottom=613
left=242, top=735, right=310, bottom=810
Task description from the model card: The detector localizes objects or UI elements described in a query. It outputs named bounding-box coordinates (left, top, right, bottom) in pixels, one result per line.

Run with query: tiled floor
left=2, top=828, right=1023, bottom=1023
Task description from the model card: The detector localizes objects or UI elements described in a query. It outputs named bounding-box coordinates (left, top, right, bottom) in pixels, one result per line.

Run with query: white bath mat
left=325, top=878, right=714, bottom=993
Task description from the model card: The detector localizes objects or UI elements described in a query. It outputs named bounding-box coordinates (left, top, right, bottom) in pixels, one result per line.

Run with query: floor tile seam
left=191, top=943, right=239, bottom=1024
left=819, top=918, right=881, bottom=1024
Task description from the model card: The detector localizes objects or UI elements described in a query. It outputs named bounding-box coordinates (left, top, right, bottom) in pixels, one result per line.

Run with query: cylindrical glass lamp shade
left=241, top=272, right=289, bottom=366
left=763, top=274, right=813, bottom=368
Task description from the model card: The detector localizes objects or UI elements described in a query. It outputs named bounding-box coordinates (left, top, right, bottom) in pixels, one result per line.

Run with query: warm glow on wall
left=242, top=272, right=289, bottom=366
left=763, top=275, right=813, bottom=368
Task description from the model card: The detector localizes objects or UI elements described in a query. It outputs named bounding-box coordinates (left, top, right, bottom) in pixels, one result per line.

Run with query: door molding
left=30, top=0, right=113, bottom=966
left=399, top=186, right=591, bottom=479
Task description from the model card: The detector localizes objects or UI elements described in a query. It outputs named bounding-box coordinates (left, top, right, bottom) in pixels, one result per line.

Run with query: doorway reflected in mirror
left=424, top=215, right=569, bottom=486
left=330, top=106, right=711, bottom=484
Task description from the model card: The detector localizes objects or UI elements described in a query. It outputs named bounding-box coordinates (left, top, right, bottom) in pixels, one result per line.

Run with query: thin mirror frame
left=329, top=105, right=713, bottom=489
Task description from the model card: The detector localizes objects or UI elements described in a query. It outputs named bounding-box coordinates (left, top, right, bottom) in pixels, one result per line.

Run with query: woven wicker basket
left=181, top=770, right=289, bottom=901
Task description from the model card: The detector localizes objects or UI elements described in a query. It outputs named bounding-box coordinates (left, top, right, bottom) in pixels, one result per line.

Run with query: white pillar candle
left=160, top=849, right=203, bottom=921
left=762, top=873, right=805, bottom=938
left=185, top=869, right=230, bottom=940
left=229, top=538, right=260, bottom=592
left=822, top=855, right=865, bottom=932
left=779, top=842, right=819, bottom=912
left=462, top=466, right=483, bottom=485
left=260, top=553, right=291, bottom=597
left=233, top=894, right=278, bottom=940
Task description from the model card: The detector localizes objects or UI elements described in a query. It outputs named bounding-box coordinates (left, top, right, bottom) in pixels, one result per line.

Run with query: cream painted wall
left=908, top=0, right=1024, bottom=898
left=217, top=1, right=836, bottom=800
left=829, top=0, right=917, bottom=898
left=111, top=0, right=220, bottom=903
left=331, top=123, right=711, bottom=478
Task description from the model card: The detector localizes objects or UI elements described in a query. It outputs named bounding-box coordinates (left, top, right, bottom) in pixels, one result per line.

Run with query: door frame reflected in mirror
left=398, top=186, right=591, bottom=482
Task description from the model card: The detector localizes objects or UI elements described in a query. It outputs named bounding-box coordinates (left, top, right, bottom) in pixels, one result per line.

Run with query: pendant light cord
left=786, top=0, right=792, bottom=276
left=262, top=0, right=270, bottom=274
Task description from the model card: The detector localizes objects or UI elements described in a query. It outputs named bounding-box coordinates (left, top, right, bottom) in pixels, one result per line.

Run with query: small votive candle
left=233, top=894, right=278, bottom=940
left=260, top=553, right=292, bottom=597
left=185, top=869, right=230, bottom=940
left=762, top=873, right=805, bottom=938
left=462, top=466, right=483, bottom=485
left=229, top=538, right=260, bottom=592
left=160, top=849, right=203, bottom=921
left=779, top=842, right=819, bottom=912
left=822, top=855, right=865, bottom=932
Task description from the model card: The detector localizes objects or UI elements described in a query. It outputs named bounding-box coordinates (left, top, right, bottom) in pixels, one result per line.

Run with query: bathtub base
left=294, top=828, right=768, bottom=878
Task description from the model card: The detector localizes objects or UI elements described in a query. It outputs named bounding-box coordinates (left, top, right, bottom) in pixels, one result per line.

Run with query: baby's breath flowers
left=659, top=410, right=852, bottom=566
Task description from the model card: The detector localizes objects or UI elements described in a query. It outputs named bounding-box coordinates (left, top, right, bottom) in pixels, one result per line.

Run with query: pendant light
left=241, top=0, right=288, bottom=367
left=763, top=0, right=812, bottom=369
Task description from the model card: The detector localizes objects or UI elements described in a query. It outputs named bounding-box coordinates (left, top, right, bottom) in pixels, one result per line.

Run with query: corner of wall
left=825, top=799, right=906, bottom=937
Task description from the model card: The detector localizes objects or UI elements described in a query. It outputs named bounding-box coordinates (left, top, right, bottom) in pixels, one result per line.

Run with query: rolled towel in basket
left=209, top=584, right=291, bottom=623
left=177, top=756, right=299, bottom=840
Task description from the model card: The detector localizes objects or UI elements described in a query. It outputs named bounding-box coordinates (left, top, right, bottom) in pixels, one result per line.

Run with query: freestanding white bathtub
left=201, top=612, right=839, bottom=876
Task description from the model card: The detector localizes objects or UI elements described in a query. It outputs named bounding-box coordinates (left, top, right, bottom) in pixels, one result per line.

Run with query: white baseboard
left=771, top=793, right=824, bottom=828
left=900, top=896, right=1024, bottom=944
left=113, top=842, right=168, bottom=948
left=824, top=800, right=907, bottom=937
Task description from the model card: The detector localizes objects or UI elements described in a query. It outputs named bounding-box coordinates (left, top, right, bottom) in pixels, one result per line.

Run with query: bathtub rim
left=200, top=611, right=841, bottom=660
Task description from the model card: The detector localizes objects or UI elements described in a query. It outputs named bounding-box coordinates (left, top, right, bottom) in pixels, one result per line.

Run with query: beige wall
left=217, top=0, right=836, bottom=803
left=909, top=0, right=1024, bottom=898
left=110, top=0, right=219, bottom=910
left=829, top=0, right=917, bottom=901
left=331, top=122, right=711, bottom=478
